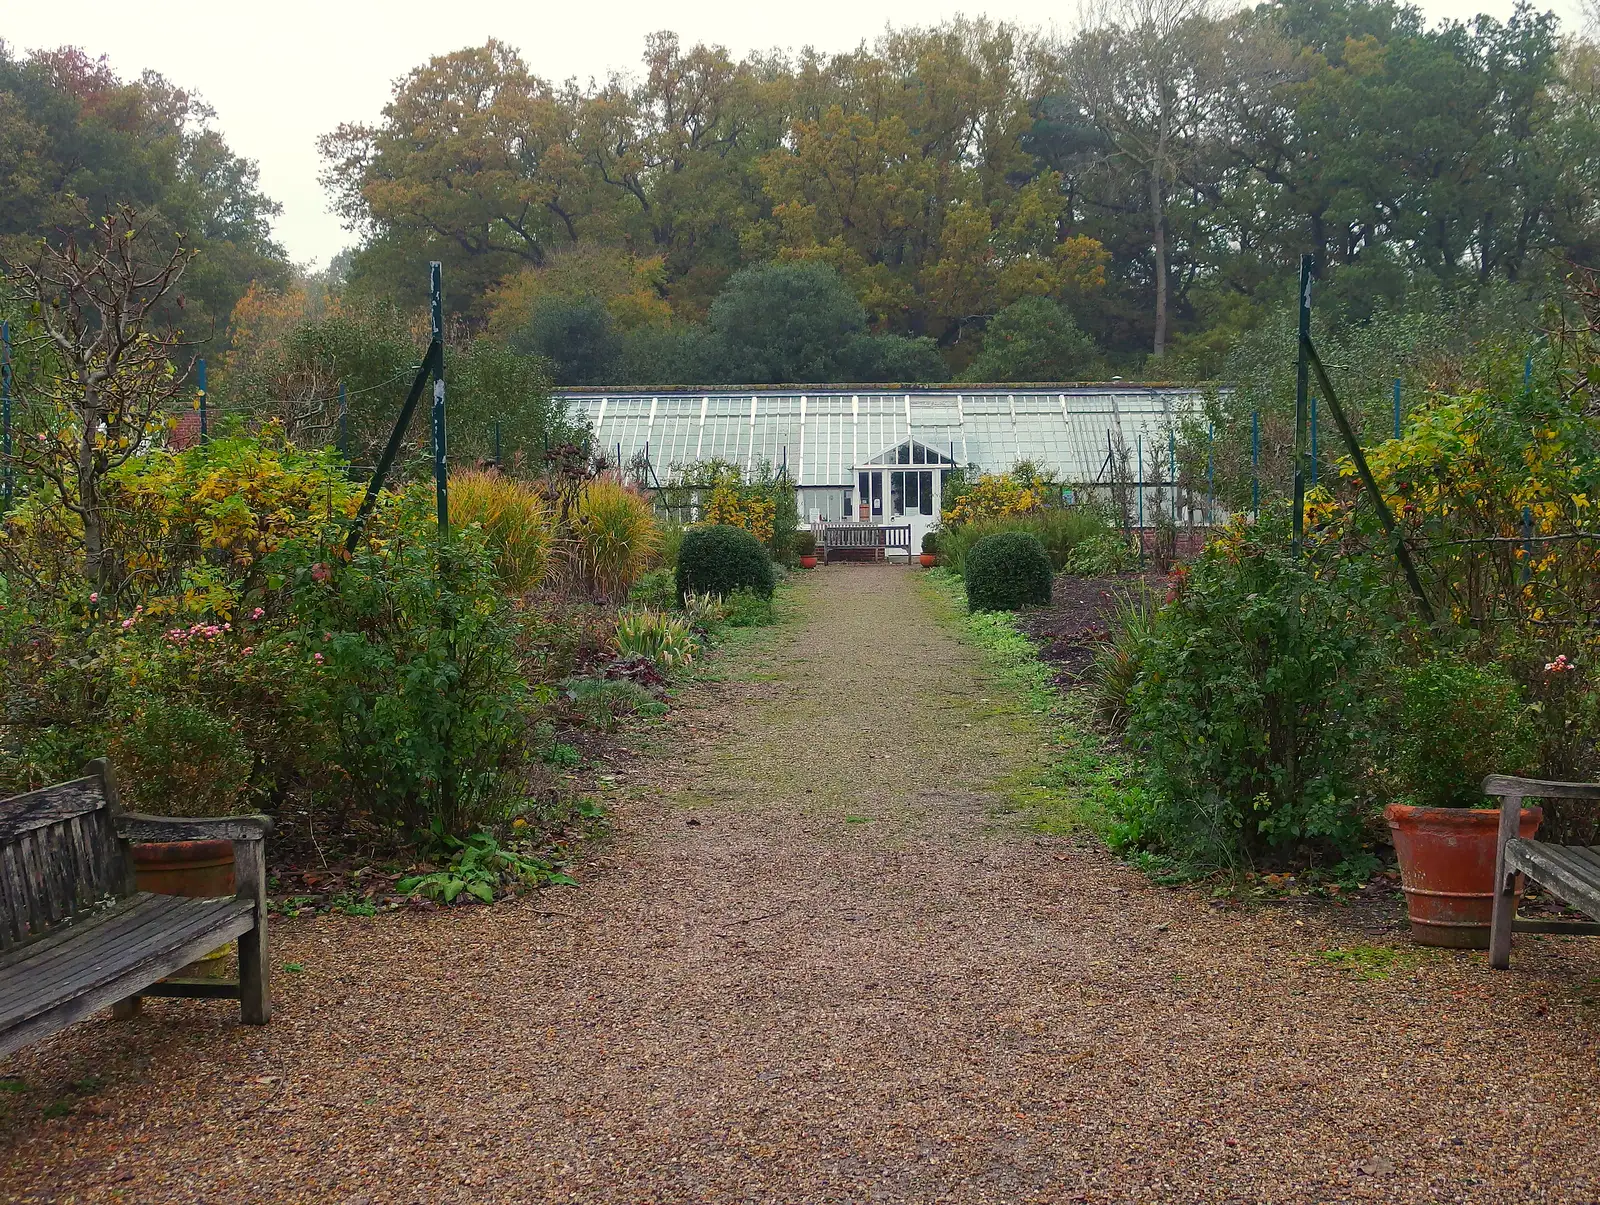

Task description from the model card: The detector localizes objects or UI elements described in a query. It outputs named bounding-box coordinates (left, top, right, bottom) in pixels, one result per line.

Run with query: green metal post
left=1310, top=395, right=1318, bottom=487
left=1522, top=506, right=1533, bottom=585
left=1137, top=433, right=1144, bottom=565
left=337, top=382, right=348, bottom=461
left=430, top=262, right=447, bottom=538
left=1293, top=255, right=1311, bottom=556
left=1251, top=411, right=1260, bottom=519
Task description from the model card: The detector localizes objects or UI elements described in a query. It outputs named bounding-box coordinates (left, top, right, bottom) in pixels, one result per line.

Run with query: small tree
left=5, top=209, right=194, bottom=591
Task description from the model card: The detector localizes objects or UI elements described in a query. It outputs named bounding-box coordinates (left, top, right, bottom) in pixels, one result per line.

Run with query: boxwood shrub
left=676, top=524, right=776, bottom=601
left=964, top=530, right=1053, bottom=612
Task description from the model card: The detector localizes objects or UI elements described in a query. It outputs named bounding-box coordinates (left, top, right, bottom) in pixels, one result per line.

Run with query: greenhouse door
left=887, top=468, right=938, bottom=554
left=856, top=470, right=884, bottom=522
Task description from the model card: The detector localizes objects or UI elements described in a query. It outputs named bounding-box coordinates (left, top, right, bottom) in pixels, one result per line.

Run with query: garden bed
left=1012, top=571, right=1165, bottom=685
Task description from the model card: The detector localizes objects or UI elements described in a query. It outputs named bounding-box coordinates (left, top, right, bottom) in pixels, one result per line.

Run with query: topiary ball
left=676, top=524, right=776, bottom=601
left=964, top=530, right=1053, bottom=612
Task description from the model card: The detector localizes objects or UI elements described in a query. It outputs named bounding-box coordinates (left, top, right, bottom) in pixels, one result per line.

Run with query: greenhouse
left=562, top=386, right=1205, bottom=553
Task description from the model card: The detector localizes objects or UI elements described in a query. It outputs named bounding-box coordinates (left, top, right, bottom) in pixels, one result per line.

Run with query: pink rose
left=251, top=608, right=264, bottom=620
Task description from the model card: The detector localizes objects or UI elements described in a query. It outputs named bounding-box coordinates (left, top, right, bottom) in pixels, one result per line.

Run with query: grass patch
left=1316, top=944, right=1426, bottom=979
left=920, top=569, right=1135, bottom=839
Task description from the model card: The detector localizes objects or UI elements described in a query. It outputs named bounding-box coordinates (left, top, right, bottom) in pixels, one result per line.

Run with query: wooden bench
left=1488, top=774, right=1600, bottom=969
left=0, top=760, right=272, bottom=1057
left=818, top=522, right=912, bottom=564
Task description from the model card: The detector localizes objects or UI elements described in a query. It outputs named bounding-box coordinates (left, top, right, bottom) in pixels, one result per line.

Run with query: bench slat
left=0, top=895, right=254, bottom=1043
left=1506, top=840, right=1600, bottom=922
left=0, top=894, right=191, bottom=992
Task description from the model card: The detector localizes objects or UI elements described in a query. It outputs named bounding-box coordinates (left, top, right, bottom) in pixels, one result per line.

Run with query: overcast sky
left=7, top=0, right=1587, bottom=268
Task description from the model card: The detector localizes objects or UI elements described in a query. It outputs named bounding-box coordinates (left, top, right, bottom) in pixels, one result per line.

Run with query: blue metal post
left=197, top=358, right=207, bottom=444
left=1251, top=410, right=1260, bottom=519
left=2, top=320, right=11, bottom=509
left=430, top=262, right=447, bottom=538
left=1393, top=379, right=1402, bottom=441
left=1524, top=353, right=1533, bottom=393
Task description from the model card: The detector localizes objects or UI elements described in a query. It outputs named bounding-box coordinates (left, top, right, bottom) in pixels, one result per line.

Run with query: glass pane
left=919, top=471, right=933, bottom=515
left=871, top=472, right=883, bottom=516
left=904, top=471, right=919, bottom=510
left=891, top=470, right=905, bottom=516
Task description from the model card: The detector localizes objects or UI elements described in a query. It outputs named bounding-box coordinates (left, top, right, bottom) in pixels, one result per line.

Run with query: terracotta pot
left=1385, top=803, right=1542, bottom=949
left=920, top=553, right=936, bottom=568
left=799, top=555, right=818, bottom=569
left=133, top=839, right=237, bottom=977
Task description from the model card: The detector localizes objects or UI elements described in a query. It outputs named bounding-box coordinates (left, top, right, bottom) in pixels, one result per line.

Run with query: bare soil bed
left=5, top=566, right=1600, bottom=1203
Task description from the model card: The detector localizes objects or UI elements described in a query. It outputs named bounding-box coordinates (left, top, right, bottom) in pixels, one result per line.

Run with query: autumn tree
left=4, top=210, right=194, bottom=591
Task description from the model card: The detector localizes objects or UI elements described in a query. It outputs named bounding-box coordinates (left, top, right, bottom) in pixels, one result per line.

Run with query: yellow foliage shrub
left=448, top=469, right=554, bottom=592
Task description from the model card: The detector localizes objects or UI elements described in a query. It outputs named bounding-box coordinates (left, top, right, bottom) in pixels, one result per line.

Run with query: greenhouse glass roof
left=560, top=388, right=1205, bottom=488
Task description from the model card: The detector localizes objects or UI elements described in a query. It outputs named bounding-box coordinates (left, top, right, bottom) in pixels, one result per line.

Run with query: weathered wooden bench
left=0, top=760, right=271, bottom=1057
left=1488, top=774, right=1600, bottom=969
left=818, top=522, right=912, bottom=564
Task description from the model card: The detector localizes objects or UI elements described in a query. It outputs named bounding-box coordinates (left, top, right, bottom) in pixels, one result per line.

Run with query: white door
left=886, top=467, right=940, bottom=558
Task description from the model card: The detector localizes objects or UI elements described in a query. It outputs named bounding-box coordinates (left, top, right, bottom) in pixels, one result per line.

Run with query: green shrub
left=293, top=518, right=531, bottom=840
left=616, top=609, right=701, bottom=669
left=1088, top=590, right=1157, bottom=729
left=921, top=529, right=940, bottom=556
left=675, top=524, right=775, bottom=601
left=1065, top=529, right=1140, bottom=576
left=943, top=508, right=1111, bottom=576
left=1380, top=654, right=1536, bottom=809
left=628, top=568, right=677, bottom=610
left=965, top=531, right=1054, bottom=612
left=793, top=529, right=816, bottom=557
left=722, top=587, right=775, bottom=627
left=107, top=696, right=254, bottom=817
left=560, top=676, right=662, bottom=729
left=1123, top=522, right=1376, bottom=865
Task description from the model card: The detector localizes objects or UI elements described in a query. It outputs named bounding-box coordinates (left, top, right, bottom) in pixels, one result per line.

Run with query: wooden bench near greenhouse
left=1489, top=774, right=1600, bottom=969
left=0, top=760, right=272, bottom=1057
left=817, top=522, right=913, bottom=564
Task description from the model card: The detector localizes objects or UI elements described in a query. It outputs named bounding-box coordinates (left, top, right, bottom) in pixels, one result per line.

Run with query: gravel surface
left=6, top=565, right=1600, bottom=1203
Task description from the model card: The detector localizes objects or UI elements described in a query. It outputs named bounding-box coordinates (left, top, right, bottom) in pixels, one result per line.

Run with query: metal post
left=1205, top=423, right=1214, bottom=527
left=1251, top=410, right=1260, bottom=519
left=2, top=320, right=11, bottom=510
left=1310, top=395, right=1318, bottom=487
left=1292, top=255, right=1312, bottom=556
left=430, top=262, right=447, bottom=538
left=1394, top=379, right=1402, bottom=440
left=337, top=382, right=348, bottom=461
left=1524, top=353, right=1533, bottom=393
left=1522, top=506, right=1534, bottom=585
left=1169, top=429, right=1177, bottom=525
left=1136, top=433, right=1144, bottom=565
left=197, top=358, right=208, bottom=445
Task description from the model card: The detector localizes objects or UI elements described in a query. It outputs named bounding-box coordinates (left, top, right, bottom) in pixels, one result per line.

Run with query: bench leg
left=1489, top=792, right=1522, bottom=970
left=110, top=996, right=142, bottom=1020
left=235, top=837, right=271, bottom=1024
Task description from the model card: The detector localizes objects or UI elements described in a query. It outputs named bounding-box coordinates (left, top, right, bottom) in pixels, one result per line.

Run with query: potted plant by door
left=795, top=530, right=818, bottom=569
left=1381, top=657, right=1542, bottom=949
left=920, top=530, right=939, bottom=569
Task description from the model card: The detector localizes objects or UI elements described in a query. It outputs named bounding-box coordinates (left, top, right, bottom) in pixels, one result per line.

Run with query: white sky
left=7, top=0, right=1587, bottom=268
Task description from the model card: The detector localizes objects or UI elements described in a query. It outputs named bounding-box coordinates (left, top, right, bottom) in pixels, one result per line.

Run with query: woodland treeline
left=4, top=0, right=1600, bottom=391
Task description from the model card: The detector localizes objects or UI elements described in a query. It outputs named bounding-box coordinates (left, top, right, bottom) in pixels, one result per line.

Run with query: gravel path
left=7, top=565, right=1600, bottom=1203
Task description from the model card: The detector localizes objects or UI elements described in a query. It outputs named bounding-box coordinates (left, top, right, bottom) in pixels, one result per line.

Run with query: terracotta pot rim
left=1384, top=802, right=1542, bottom=827
left=130, top=838, right=235, bottom=864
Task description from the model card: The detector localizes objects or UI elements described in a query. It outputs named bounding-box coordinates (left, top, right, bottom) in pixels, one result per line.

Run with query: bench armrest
left=116, top=813, right=274, bottom=844
left=1484, top=775, right=1600, bottom=801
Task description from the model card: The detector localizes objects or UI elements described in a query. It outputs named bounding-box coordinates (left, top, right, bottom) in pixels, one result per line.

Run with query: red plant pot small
left=919, top=553, right=936, bottom=568
left=1385, top=803, right=1542, bottom=949
left=799, top=555, right=818, bottom=569
left=132, top=838, right=237, bottom=977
